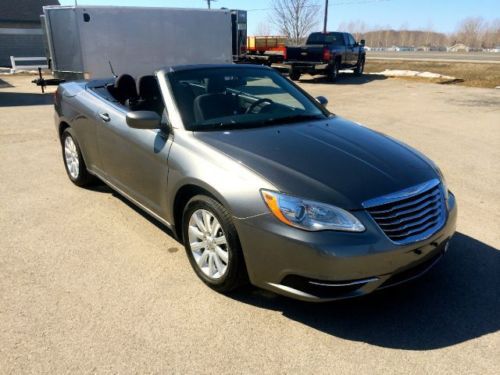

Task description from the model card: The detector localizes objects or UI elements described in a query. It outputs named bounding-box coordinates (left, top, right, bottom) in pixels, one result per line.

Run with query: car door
left=349, top=34, right=362, bottom=66
left=345, top=33, right=357, bottom=66
left=95, top=103, right=173, bottom=216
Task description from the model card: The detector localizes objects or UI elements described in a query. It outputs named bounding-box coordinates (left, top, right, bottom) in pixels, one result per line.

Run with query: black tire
left=182, top=195, right=248, bottom=293
left=289, top=69, right=301, bottom=81
left=328, top=60, right=340, bottom=82
left=61, top=128, right=94, bottom=187
left=354, top=57, right=365, bottom=75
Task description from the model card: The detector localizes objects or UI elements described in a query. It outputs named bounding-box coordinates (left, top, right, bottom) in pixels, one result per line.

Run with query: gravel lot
left=1, top=74, right=499, bottom=374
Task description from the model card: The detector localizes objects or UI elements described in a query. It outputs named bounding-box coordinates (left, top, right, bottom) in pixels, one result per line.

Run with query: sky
left=59, top=0, right=500, bottom=35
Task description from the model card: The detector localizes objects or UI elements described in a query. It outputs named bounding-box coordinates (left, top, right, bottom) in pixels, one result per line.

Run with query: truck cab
left=284, top=32, right=366, bottom=82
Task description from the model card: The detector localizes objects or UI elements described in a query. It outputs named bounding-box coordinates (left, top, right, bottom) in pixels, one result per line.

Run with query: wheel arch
left=172, top=182, right=228, bottom=242
left=58, top=121, right=71, bottom=144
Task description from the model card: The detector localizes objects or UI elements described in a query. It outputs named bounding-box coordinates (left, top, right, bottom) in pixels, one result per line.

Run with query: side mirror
left=316, top=96, right=328, bottom=106
left=359, top=39, right=366, bottom=46
left=126, top=111, right=161, bottom=129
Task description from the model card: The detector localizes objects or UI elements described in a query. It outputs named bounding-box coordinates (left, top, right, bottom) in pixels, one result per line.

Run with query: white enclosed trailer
left=41, top=5, right=233, bottom=80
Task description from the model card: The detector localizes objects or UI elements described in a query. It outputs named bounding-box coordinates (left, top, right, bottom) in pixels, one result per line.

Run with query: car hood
left=194, top=116, right=438, bottom=210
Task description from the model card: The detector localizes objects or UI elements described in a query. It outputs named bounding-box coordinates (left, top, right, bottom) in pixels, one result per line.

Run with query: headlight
left=436, top=166, right=449, bottom=201
left=261, top=190, right=365, bottom=232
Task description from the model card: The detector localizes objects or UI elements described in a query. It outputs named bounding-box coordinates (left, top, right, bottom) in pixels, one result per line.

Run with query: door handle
left=99, top=113, right=110, bottom=122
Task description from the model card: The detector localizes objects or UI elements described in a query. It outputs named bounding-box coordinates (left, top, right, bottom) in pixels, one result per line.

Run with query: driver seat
left=193, top=77, right=237, bottom=123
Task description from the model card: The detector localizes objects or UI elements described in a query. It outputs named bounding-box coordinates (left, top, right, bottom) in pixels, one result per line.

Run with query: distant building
left=0, top=0, right=60, bottom=67
left=387, top=45, right=415, bottom=52
left=386, top=45, right=401, bottom=52
left=447, top=43, right=470, bottom=52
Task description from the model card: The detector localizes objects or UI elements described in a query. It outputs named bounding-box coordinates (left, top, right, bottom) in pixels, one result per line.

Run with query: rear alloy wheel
left=328, top=60, right=340, bottom=82
left=355, top=57, right=365, bottom=75
left=183, top=195, right=247, bottom=292
left=61, top=128, right=94, bottom=187
left=289, top=69, right=301, bottom=81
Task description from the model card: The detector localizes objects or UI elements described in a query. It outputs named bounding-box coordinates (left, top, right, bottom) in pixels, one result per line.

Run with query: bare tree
left=424, top=21, right=434, bottom=47
left=270, top=0, right=320, bottom=45
left=482, top=18, right=500, bottom=48
left=455, top=17, right=485, bottom=48
left=256, top=21, right=273, bottom=36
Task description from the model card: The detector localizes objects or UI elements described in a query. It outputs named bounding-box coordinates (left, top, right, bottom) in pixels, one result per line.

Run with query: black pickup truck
left=285, top=32, right=366, bottom=82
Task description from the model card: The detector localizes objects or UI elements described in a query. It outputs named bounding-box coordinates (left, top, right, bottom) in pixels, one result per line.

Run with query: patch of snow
left=371, top=69, right=455, bottom=80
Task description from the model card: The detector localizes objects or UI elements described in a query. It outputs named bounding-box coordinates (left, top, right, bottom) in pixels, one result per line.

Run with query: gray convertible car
left=54, top=64, right=457, bottom=301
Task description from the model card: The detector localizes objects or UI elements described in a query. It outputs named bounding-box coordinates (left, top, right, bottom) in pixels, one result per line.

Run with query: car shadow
left=229, top=232, right=499, bottom=350
left=0, top=78, right=13, bottom=88
left=76, top=181, right=500, bottom=350
left=0, top=92, right=53, bottom=107
left=298, top=73, right=387, bottom=85
left=84, top=181, right=177, bottom=239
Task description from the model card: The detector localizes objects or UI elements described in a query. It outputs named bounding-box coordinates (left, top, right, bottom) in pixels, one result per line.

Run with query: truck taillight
left=323, top=47, right=331, bottom=61
left=283, top=48, right=287, bottom=61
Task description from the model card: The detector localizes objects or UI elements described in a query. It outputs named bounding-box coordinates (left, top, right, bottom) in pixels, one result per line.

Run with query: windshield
left=167, top=67, right=328, bottom=131
left=306, top=32, right=344, bottom=45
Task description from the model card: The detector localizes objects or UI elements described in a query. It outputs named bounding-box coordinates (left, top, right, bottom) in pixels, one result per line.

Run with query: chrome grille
left=363, top=179, right=446, bottom=244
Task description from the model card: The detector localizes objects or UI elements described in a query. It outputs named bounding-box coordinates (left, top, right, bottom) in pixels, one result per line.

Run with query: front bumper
left=234, top=192, right=457, bottom=302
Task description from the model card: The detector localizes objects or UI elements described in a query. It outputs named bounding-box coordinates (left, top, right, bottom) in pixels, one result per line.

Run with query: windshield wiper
left=261, top=114, right=326, bottom=125
left=192, top=114, right=327, bottom=131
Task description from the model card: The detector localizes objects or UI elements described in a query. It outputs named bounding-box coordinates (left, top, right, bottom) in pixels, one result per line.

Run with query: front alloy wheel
left=355, top=57, right=365, bottom=75
left=188, top=209, right=229, bottom=279
left=182, top=195, right=247, bottom=292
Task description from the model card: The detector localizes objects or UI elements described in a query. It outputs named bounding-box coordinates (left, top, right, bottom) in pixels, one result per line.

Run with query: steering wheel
left=245, top=98, right=274, bottom=114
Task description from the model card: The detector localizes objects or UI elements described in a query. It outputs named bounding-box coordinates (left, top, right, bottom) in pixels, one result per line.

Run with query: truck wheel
left=182, top=195, right=248, bottom=293
left=289, top=69, right=301, bottom=81
left=61, top=128, right=94, bottom=187
left=328, top=60, right=340, bottom=82
left=354, top=57, right=365, bottom=75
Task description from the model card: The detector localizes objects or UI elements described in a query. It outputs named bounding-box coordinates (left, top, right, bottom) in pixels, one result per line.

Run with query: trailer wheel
left=289, top=69, right=301, bottom=81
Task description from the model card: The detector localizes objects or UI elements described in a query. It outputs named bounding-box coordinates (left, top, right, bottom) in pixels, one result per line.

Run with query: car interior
left=95, top=70, right=311, bottom=128
left=170, top=75, right=279, bottom=125
left=106, top=74, right=165, bottom=116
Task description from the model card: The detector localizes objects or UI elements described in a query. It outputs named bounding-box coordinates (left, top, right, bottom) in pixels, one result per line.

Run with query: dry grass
left=365, top=60, right=500, bottom=88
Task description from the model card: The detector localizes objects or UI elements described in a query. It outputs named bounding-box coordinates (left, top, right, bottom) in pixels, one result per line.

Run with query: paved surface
left=1, top=75, right=499, bottom=374
left=368, top=51, right=500, bottom=64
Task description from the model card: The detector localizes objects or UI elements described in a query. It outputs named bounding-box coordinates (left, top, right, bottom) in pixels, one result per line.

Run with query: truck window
left=347, top=34, right=356, bottom=46
left=306, top=32, right=344, bottom=46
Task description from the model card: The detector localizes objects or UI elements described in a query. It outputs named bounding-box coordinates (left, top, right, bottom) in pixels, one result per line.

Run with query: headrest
left=114, top=74, right=137, bottom=101
left=206, top=77, right=226, bottom=93
left=137, top=75, right=160, bottom=100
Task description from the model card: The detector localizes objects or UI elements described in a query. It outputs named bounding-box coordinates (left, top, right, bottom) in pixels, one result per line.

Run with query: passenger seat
left=113, top=74, right=139, bottom=106
left=134, top=75, right=164, bottom=115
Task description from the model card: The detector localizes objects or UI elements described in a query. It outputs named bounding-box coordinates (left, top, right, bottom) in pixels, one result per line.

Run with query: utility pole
left=204, top=0, right=217, bottom=9
left=323, top=0, right=329, bottom=33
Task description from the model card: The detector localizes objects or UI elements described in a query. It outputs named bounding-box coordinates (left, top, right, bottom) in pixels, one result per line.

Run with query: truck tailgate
left=287, top=45, right=324, bottom=62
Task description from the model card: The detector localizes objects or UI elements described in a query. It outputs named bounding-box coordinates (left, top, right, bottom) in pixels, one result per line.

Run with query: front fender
left=165, top=131, right=276, bottom=224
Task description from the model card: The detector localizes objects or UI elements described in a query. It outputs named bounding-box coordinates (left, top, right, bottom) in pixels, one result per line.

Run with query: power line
left=246, top=0, right=392, bottom=12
